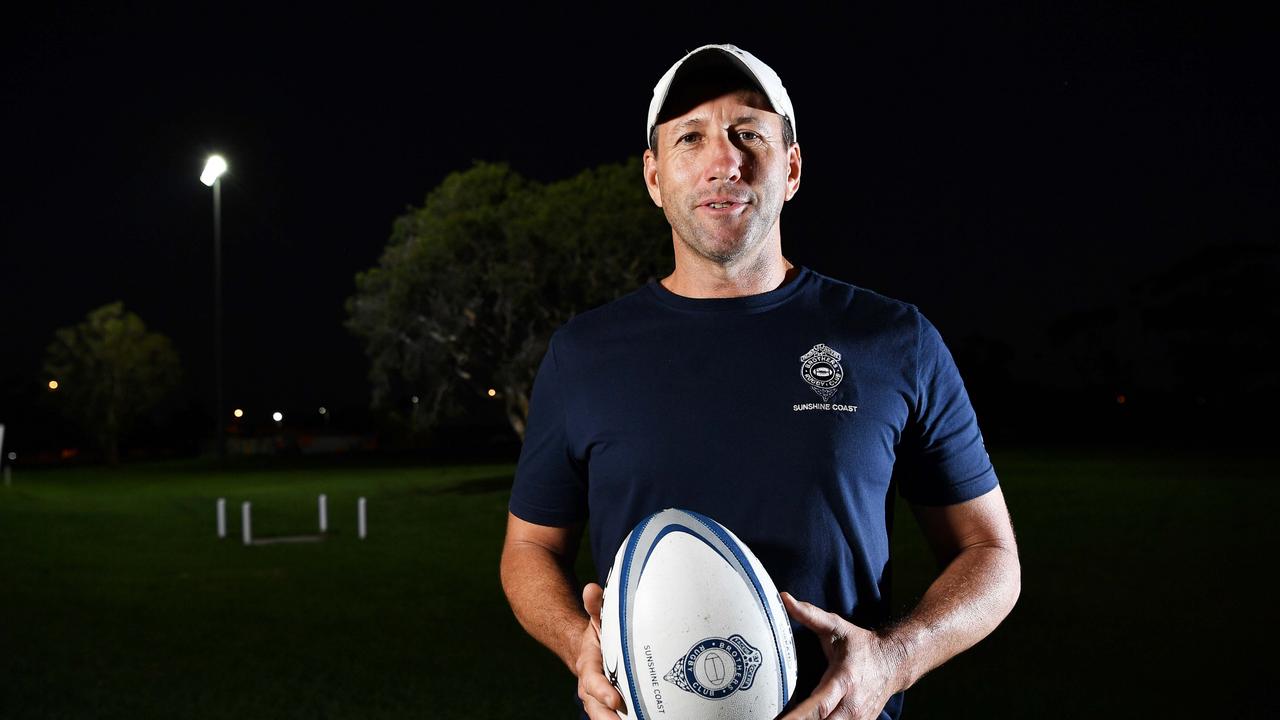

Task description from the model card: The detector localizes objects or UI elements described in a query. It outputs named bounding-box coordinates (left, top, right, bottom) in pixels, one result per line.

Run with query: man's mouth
left=700, top=198, right=748, bottom=210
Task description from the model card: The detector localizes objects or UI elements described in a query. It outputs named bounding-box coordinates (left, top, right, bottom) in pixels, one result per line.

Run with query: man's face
left=643, top=89, right=801, bottom=265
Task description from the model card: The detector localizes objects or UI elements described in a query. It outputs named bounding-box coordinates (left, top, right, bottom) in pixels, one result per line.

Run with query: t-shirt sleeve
left=508, top=335, right=589, bottom=526
left=895, top=311, right=999, bottom=506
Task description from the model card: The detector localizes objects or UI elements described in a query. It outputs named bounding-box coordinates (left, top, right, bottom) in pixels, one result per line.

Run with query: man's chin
left=672, top=222, right=766, bottom=265
left=688, top=239, right=752, bottom=265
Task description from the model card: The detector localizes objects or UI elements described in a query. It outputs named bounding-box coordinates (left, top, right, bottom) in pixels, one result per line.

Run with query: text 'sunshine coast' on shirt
left=509, top=266, right=998, bottom=720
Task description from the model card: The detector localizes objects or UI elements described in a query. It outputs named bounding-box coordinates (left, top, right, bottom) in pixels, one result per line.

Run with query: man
left=500, top=44, right=1020, bottom=719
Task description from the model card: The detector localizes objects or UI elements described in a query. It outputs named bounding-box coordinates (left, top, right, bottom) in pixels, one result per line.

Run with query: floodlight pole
left=213, top=177, right=225, bottom=459
left=201, top=155, right=228, bottom=459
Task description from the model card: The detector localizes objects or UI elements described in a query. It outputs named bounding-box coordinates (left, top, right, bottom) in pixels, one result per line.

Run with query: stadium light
left=200, top=155, right=227, bottom=187
left=48, top=379, right=59, bottom=390
left=272, top=411, right=283, bottom=423
left=233, top=408, right=244, bottom=419
left=201, top=154, right=230, bottom=460
left=487, top=388, right=497, bottom=397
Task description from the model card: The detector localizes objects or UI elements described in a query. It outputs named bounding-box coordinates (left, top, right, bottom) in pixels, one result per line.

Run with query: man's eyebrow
left=672, top=118, right=705, bottom=132
left=670, top=114, right=766, bottom=132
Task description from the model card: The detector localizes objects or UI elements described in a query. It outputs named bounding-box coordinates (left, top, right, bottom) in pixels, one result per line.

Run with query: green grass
left=0, top=449, right=1274, bottom=718
left=0, top=461, right=571, bottom=719
left=891, top=448, right=1275, bottom=717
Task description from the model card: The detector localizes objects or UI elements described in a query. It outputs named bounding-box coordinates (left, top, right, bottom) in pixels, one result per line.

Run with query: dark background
left=2, top=3, right=1275, bottom=458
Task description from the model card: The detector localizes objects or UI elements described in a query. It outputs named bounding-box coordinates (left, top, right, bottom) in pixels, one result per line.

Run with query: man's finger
left=582, top=670, right=625, bottom=713
left=583, top=693, right=625, bottom=719
left=577, top=617, right=624, bottom=712
left=781, top=591, right=837, bottom=634
left=775, top=672, right=846, bottom=720
left=576, top=627, right=608, bottom=672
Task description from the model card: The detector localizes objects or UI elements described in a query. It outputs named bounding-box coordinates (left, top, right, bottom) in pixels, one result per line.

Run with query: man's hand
left=777, top=592, right=905, bottom=720
left=576, top=583, right=626, bottom=719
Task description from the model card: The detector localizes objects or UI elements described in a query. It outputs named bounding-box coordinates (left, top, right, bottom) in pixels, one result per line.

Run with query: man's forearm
left=882, top=541, right=1021, bottom=692
left=499, top=540, right=588, bottom=670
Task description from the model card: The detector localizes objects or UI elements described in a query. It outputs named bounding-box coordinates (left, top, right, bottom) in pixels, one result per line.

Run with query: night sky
left=2, top=4, right=1274, bottom=451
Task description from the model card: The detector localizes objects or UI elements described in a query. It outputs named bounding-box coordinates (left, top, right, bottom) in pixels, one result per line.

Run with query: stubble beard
left=665, top=184, right=784, bottom=267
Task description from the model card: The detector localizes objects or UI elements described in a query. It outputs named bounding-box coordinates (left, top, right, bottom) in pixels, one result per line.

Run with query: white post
left=241, top=501, right=252, bottom=545
left=357, top=497, right=367, bottom=539
left=318, top=494, right=328, bottom=533
left=216, top=498, right=227, bottom=538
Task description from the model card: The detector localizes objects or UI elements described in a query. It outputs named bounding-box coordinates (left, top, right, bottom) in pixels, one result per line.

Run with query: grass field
left=0, top=448, right=1274, bottom=718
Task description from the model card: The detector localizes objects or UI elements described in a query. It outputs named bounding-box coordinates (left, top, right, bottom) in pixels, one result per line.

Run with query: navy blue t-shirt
left=509, top=266, right=998, bottom=719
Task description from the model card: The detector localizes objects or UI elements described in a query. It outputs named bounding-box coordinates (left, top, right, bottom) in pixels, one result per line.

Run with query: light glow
left=47, top=380, right=59, bottom=390
left=233, top=408, right=244, bottom=418
left=200, top=155, right=228, bottom=186
left=272, top=411, right=283, bottom=422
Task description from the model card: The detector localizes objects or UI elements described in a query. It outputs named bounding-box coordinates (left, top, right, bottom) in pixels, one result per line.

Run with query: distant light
left=1116, top=394, right=1127, bottom=405
left=47, top=379, right=59, bottom=390
left=6, top=452, right=14, bottom=461
left=272, top=411, right=283, bottom=422
left=411, top=395, right=420, bottom=404
left=318, top=406, right=327, bottom=415
left=200, top=155, right=228, bottom=186
left=233, top=408, right=244, bottom=418
left=487, top=388, right=497, bottom=397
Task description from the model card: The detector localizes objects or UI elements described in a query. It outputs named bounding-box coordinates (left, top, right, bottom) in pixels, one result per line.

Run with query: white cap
left=646, top=44, right=796, bottom=148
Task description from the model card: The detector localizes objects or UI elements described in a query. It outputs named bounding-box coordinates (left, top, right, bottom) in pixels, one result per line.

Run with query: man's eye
left=679, top=133, right=700, bottom=144
left=739, top=131, right=761, bottom=142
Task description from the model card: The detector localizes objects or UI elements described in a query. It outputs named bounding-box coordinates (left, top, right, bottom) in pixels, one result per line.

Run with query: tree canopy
left=43, top=302, right=182, bottom=464
left=346, top=158, right=671, bottom=439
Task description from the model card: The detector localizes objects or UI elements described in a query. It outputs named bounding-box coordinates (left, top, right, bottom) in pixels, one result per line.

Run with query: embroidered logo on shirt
left=795, top=343, right=858, bottom=413
left=800, top=343, right=844, bottom=401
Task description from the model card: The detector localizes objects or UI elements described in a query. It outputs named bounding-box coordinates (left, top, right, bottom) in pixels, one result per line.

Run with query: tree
left=43, top=302, right=182, bottom=464
left=346, top=158, right=671, bottom=440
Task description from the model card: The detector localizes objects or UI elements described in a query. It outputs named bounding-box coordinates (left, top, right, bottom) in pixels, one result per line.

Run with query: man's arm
left=499, top=512, right=625, bottom=719
left=780, top=486, right=1021, bottom=720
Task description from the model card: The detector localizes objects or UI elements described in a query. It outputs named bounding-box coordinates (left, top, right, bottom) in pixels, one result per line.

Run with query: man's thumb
left=780, top=591, right=825, bottom=631
left=583, top=582, right=604, bottom=621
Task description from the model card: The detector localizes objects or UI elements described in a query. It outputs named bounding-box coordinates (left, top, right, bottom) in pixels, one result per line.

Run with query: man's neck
left=661, top=237, right=796, bottom=299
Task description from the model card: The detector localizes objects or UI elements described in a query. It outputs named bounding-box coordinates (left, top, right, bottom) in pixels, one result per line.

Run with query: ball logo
left=800, top=343, right=844, bottom=401
left=605, top=658, right=620, bottom=691
left=664, top=635, right=763, bottom=699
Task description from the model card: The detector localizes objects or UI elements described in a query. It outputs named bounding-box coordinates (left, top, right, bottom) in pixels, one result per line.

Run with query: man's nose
left=703, top=131, right=744, bottom=184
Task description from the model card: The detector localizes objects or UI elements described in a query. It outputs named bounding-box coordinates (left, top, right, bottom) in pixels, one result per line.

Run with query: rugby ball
left=599, top=508, right=797, bottom=719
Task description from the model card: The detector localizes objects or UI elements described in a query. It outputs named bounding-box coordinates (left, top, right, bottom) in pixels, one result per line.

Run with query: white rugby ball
left=599, top=508, right=797, bottom=719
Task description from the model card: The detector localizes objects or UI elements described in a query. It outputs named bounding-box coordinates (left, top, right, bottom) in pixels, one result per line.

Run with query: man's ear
left=642, top=148, right=663, bottom=208
left=784, top=141, right=802, bottom=202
